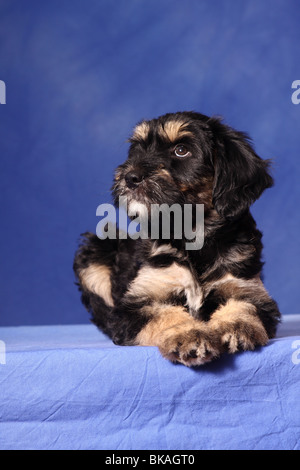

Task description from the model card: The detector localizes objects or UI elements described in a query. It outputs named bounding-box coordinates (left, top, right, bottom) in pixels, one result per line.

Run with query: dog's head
left=112, top=111, right=273, bottom=221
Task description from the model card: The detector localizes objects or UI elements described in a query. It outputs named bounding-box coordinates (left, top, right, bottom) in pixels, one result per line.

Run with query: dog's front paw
left=219, top=320, right=269, bottom=354
left=159, top=328, right=220, bottom=367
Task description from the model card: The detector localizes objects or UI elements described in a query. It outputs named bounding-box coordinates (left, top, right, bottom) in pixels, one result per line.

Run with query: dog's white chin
left=127, top=200, right=149, bottom=219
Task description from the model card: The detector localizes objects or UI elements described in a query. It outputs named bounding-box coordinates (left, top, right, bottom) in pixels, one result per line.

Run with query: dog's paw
left=159, top=328, right=220, bottom=367
left=219, top=320, right=269, bottom=354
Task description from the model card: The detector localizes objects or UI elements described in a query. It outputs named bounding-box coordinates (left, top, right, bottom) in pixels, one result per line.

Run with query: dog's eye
left=174, top=145, right=190, bottom=158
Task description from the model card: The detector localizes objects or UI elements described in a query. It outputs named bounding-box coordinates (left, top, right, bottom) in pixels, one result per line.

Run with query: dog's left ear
left=209, top=118, right=274, bottom=220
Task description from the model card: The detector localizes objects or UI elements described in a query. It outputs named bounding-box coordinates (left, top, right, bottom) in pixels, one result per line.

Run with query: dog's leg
left=73, top=232, right=116, bottom=331
left=74, top=232, right=147, bottom=339
left=73, top=232, right=116, bottom=304
left=202, top=277, right=281, bottom=353
left=104, top=262, right=219, bottom=366
left=135, top=303, right=221, bottom=367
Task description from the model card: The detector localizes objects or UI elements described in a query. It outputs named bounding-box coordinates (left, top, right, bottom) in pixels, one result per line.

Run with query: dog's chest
left=128, top=259, right=203, bottom=315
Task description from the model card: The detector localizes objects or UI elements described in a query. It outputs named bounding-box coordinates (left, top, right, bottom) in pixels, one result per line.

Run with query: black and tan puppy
left=74, top=111, right=280, bottom=366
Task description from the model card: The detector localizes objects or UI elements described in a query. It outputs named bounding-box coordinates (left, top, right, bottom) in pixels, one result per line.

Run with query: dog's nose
left=125, top=170, right=143, bottom=189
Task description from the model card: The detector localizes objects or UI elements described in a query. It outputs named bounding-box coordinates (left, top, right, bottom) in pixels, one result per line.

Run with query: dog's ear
left=209, top=118, right=274, bottom=220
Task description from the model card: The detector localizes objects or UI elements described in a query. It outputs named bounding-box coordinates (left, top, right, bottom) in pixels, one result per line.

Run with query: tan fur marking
left=136, top=304, right=196, bottom=346
left=209, top=299, right=268, bottom=352
left=209, top=299, right=256, bottom=325
left=126, top=263, right=203, bottom=312
left=80, top=264, right=114, bottom=307
left=208, top=275, right=266, bottom=300
left=132, top=121, right=150, bottom=141
left=159, top=120, right=193, bottom=142
left=205, top=273, right=236, bottom=293
left=156, top=168, right=173, bottom=181
left=150, top=242, right=180, bottom=258
left=179, top=183, right=190, bottom=192
left=114, top=170, right=121, bottom=181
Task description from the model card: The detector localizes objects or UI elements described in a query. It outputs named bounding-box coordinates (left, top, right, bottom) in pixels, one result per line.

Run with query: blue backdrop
left=0, top=0, right=299, bottom=326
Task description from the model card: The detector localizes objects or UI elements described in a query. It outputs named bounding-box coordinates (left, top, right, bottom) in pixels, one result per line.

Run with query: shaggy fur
left=74, top=111, right=280, bottom=367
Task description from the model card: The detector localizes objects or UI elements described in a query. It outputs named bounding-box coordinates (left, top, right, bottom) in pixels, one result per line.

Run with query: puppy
left=73, top=111, right=280, bottom=367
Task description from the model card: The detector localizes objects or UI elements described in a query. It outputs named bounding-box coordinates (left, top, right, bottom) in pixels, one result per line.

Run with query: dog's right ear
left=208, top=118, right=274, bottom=220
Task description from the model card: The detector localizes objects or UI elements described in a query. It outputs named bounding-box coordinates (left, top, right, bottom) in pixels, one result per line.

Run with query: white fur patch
left=128, top=200, right=149, bottom=219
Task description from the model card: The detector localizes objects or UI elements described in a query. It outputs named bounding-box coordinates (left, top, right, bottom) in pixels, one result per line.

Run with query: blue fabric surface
left=0, top=319, right=300, bottom=450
